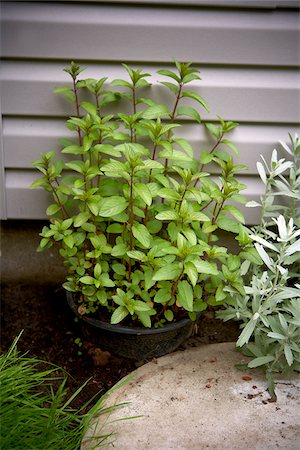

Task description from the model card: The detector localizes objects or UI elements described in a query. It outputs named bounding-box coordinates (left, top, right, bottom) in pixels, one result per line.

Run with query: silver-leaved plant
left=218, top=134, right=300, bottom=400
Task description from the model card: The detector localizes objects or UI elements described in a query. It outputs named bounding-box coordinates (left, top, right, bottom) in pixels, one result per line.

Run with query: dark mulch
left=0, top=283, right=240, bottom=410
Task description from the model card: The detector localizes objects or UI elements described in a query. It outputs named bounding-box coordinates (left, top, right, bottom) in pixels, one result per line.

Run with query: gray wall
left=1, top=0, right=299, bottom=223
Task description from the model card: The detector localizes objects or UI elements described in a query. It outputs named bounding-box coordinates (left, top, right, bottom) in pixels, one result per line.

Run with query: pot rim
left=66, top=291, right=197, bottom=336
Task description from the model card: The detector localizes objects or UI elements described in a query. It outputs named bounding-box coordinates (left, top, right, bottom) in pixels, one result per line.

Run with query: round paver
left=82, top=342, right=300, bottom=450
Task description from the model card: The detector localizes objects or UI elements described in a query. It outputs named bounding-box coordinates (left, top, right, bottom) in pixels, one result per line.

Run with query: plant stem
left=49, top=174, right=69, bottom=219
left=164, top=83, right=183, bottom=171
left=144, top=143, right=158, bottom=224
left=72, top=77, right=83, bottom=147
left=171, top=267, right=184, bottom=296
left=128, top=173, right=134, bottom=281
left=177, top=186, right=187, bottom=213
left=193, top=132, right=224, bottom=188
left=132, top=85, right=137, bottom=143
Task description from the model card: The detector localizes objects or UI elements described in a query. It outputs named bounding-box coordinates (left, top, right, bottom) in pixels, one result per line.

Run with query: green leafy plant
left=0, top=333, right=132, bottom=449
left=32, top=60, right=250, bottom=328
left=218, top=134, right=300, bottom=400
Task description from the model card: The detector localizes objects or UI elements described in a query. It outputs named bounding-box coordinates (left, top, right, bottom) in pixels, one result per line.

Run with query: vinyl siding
left=1, top=1, right=299, bottom=222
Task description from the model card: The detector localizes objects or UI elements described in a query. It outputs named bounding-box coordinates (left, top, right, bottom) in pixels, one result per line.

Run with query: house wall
left=1, top=0, right=299, bottom=223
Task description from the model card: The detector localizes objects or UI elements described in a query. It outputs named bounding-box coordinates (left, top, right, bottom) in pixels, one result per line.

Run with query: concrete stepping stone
left=82, top=342, right=300, bottom=449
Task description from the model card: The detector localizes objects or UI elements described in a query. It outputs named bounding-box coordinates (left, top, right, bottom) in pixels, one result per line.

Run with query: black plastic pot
left=66, top=292, right=197, bottom=360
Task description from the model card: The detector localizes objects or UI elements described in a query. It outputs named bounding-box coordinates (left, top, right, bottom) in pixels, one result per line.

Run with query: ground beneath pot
left=0, top=283, right=240, bottom=410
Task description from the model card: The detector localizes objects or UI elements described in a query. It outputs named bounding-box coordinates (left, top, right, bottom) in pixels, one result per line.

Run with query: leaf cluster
left=32, top=60, right=249, bottom=328
left=218, top=134, right=300, bottom=399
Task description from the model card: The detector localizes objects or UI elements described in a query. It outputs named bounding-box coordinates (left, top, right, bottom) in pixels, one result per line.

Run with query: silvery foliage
left=247, top=133, right=300, bottom=227
left=218, top=134, right=300, bottom=398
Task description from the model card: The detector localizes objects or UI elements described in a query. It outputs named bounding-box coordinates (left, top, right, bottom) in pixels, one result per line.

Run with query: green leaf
left=193, top=260, right=219, bottom=275
left=205, top=123, right=221, bottom=139
left=87, top=200, right=99, bottom=216
left=240, top=248, right=262, bottom=265
left=53, top=86, right=75, bottom=102
left=157, top=69, right=181, bottom=83
left=111, top=306, right=129, bottom=324
left=106, top=223, right=124, bottom=233
left=182, top=91, right=209, bottom=111
left=142, top=104, right=169, bottom=119
left=215, top=284, right=227, bottom=302
left=73, top=211, right=91, bottom=227
left=133, top=300, right=152, bottom=312
left=139, top=160, right=164, bottom=170
left=184, top=261, right=198, bottom=287
left=30, top=177, right=49, bottom=189
left=177, top=106, right=201, bottom=123
left=147, top=220, right=163, bottom=234
left=111, top=243, right=127, bottom=257
left=46, top=204, right=61, bottom=216
left=144, top=268, right=155, bottom=290
left=79, top=276, right=95, bottom=285
left=135, top=159, right=164, bottom=171
left=64, top=234, right=75, bottom=249
left=94, top=263, right=102, bottom=279
left=188, top=212, right=210, bottom=222
left=98, top=196, right=128, bottom=217
left=164, top=310, right=174, bottom=322
left=182, top=73, right=201, bottom=84
left=221, top=139, right=238, bottom=155
left=153, top=264, right=181, bottom=281
left=174, top=138, right=194, bottom=157
left=223, top=205, right=245, bottom=224
left=160, top=81, right=179, bottom=94
left=100, top=161, right=127, bottom=174
left=217, top=217, right=240, bottom=234
left=132, top=223, right=152, bottom=248
left=158, top=188, right=181, bottom=202
left=136, top=311, right=152, bottom=328
left=62, top=145, right=83, bottom=155
left=127, top=250, right=147, bottom=261
left=65, top=160, right=85, bottom=173
left=81, top=101, right=98, bottom=115
left=94, top=144, right=122, bottom=157
left=111, top=78, right=132, bottom=88
left=134, top=183, right=152, bottom=206
left=62, top=218, right=73, bottom=230
left=154, top=288, right=172, bottom=304
left=159, top=149, right=192, bottom=162
left=155, top=210, right=180, bottom=221
left=89, top=235, right=105, bottom=250
left=112, top=263, right=126, bottom=276
left=177, top=280, right=194, bottom=312
left=199, top=151, right=214, bottom=165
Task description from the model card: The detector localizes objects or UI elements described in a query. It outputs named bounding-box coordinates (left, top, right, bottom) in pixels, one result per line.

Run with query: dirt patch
left=0, top=283, right=239, bottom=410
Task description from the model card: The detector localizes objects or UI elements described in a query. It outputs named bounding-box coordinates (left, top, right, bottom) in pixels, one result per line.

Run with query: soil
left=1, top=283, right=240, bottom=411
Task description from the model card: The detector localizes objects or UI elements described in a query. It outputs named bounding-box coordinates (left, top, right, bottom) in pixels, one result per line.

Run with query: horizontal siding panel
left=36, top=1, right=299, bottom=7
left=2, top=63, right=299, bottom=123
left=2, top=3, right=299, bottom=66
left=1, top=2, right=299, bottom=222
left=5, top=169, right=263, bottom=223
left=3, top=118, right=299, bottom=173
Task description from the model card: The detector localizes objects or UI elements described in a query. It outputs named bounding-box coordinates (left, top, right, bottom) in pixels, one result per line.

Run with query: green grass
left=0, top=333, right=131, bottom=449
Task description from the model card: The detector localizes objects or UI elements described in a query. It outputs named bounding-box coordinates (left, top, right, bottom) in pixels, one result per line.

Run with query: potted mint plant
left=32, top=61, right=250, bottom=359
